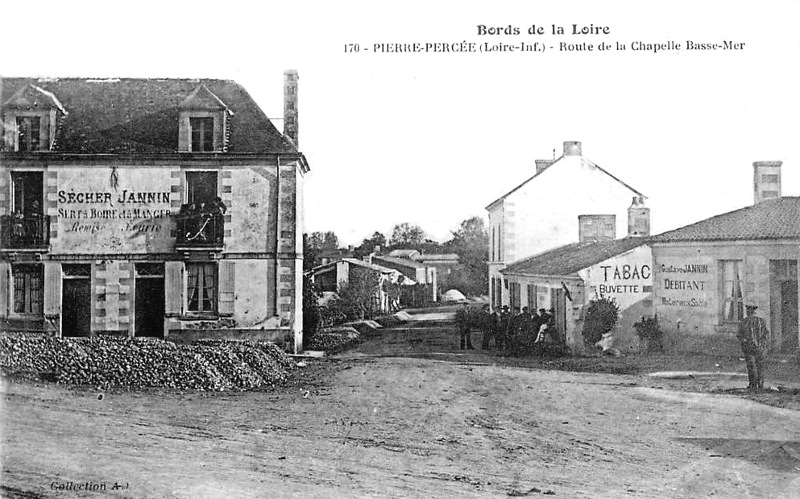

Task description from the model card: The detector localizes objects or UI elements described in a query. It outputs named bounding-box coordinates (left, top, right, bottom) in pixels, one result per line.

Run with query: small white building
left=502, top=240, right=652, bottom=354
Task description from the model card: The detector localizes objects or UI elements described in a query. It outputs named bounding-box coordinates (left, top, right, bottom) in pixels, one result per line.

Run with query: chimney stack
left=627, top=196, right=650, bottom=237
left=753, top=161, right=781, bottom=204
left=563, top=141, right=582, bottom=156
left=535, top=159, right=554, bottom=174
left=283, top=70, right=299, bottom=146
left=578, top=214, right=616, bottom=244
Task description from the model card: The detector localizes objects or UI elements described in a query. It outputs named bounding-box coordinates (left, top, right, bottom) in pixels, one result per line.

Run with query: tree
left=303, top=233, right=320, bottom=272
left=307, top=231, right=339, bottom=250
left=389, top=223, right=426, bottom=249
left=442, top=216, right=489, bottom=297
left=302, top=275, right=321, bottom=348
left=355, top=231, right=387, bottom=257
left=328, top=266, right=381, bottom=321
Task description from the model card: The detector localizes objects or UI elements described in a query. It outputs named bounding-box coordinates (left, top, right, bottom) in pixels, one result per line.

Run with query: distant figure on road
left=480, top=305, right=497, bottom=350
left=497, top=306, right=511, bottom=349
left=455, top=303, right=474, bottom=350
left=737, top=303, right=769, bottom=390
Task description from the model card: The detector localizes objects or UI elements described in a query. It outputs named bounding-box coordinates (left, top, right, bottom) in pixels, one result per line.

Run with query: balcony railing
left=175, top=212, right=225, bottom=249
left=1, top=214, right=50, bottom=250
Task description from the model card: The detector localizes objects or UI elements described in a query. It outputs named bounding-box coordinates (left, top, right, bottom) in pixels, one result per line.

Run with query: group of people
left=455, top=299, right=771, bottom=390
left=177, top=197, right=227, bottom=242
left=456, top=304, right=559, bottom=354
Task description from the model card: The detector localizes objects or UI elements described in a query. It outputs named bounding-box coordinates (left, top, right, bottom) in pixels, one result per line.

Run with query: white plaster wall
left=226, top=167, right=272, bottom=253
left=505, top=156, right=641, bottom=263
left=234, top=259, right=270, bottom=326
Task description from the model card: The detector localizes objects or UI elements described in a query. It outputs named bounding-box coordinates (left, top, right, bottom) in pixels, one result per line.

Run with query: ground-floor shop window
left=187, top=262, right=217, bottom=313
left=720, top=259, right=744, bottom=322
left=13, top=264, right=43, bottom=314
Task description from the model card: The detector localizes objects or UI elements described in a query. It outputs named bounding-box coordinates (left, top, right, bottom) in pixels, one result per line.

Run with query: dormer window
left=190, top=117, right=215, bottom=152
left=16, top=116, right=41, bottom=151
left=2, top=83, right=66, bottom=152
left=178, top=85, right=233, bottom=153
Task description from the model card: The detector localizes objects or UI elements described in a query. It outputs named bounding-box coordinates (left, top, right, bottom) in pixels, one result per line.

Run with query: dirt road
left=2, top=323, right=800, bottom=498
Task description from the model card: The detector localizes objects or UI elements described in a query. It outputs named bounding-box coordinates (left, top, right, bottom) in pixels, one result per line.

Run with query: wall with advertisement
left=52, top=167, right=176, bottom=254
left=579, top=244, right=653, bottom=351
left=651, top=243, right=791, bottom=355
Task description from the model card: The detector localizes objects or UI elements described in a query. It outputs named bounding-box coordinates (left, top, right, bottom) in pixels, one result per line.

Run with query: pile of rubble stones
left=0, top=333, right=296, bottom=391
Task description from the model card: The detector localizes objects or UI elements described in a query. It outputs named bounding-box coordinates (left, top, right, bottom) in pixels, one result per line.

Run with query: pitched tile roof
left=388, top=249, right=420, bottom=258
left=501, top=237, right=650, bottom=277
left=372, top=255, right=428, bottom=269
left=414, top=253, right=459, bottom=262
left=652, top=197, right=800, bottom=243
left=311, top=258, right=398, bottom=275
left=1, top=77, right=296, bottom=154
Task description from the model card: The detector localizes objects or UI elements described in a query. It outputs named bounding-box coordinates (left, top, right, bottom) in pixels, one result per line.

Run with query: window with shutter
left=12, top=264, right=43, bottom=315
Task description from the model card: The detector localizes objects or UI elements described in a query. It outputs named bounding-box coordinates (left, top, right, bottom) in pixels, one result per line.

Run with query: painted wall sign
left=657, top=258, right=712, bottom=308
left=55, top=168, right=175, bottom=253
left=582, top=246, right=653, bottom=305
left=597, top=263, right=651, bottom=294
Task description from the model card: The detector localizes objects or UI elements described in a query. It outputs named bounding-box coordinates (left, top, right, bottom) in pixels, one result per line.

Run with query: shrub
left=581, top=297, right=619, bottom=347
left=633, top=315, right=664, bottom=353
left=302, top=275, right=322, bottom=349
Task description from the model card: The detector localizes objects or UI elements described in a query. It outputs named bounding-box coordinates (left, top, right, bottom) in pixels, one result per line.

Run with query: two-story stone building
left=0, top=73, right=309, bottom=352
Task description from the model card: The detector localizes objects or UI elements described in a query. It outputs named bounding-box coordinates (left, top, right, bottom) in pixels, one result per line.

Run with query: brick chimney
left=627, top=196, right=650, bottom=237
left=535, top=159, right=554, bottom=174
left=578, top=214, right=616, bottom=244
left=563, top=141, right=582, bottom=156
left=753, top=161, right=781, bottom=204
left=283, top=70, right=299, bottom=146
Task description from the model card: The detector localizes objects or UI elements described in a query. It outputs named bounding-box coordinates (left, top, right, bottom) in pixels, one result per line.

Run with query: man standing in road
left=737, top=303, right=769, bottom=390
left=456, top=303, right=474, bottom=350
left=480, top=304, right=496, bottom=350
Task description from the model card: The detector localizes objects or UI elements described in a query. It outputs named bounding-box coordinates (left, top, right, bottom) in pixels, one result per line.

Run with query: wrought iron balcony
left=175, top=212, right=225, bottom=249
left=1, top=214, right=50, bottom=250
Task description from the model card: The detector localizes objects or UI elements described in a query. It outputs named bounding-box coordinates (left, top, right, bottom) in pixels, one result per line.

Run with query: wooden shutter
left=0, top=262, right=9, bottom=318
left=43, top=262, right=61, bottom=316
left=218, top=260, right=235, bottom=316
left=164, top=261, right=184, bottom=316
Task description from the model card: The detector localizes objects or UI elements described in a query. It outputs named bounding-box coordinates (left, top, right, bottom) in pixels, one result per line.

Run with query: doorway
left=62, top=265, right=91, bottom=337
left=770, top=260, right=799, bottom=353
left=780, top=279, right=799, bottom=353
left=550, top=288, right=567, bottom=343
left=134, top=264, right=165, bottom=337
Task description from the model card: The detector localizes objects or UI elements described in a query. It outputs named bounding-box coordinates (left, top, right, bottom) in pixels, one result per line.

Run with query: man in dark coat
left=497, top=306, right=511, bottom=349
left=480, top=305, right=497, bottom=350
left=737, top=304, right=769, bottom=390
left=455, top=303, right=474, bottom=350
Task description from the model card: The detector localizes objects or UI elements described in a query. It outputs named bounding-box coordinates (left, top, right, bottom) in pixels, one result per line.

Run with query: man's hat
left=745, top=303, right=758, bottom=310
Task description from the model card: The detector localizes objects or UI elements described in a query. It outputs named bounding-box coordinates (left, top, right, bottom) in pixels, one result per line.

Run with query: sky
left=2, top=0, right=798, bottom=246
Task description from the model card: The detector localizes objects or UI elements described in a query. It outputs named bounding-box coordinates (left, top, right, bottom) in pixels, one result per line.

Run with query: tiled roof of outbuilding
left=372, top=255, right=428, bottom=269
left=652, top=197, right=800, bottom=243
left=1, top=77, right=296, bottom=154
left=501, top=237, right=650, bottom=277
